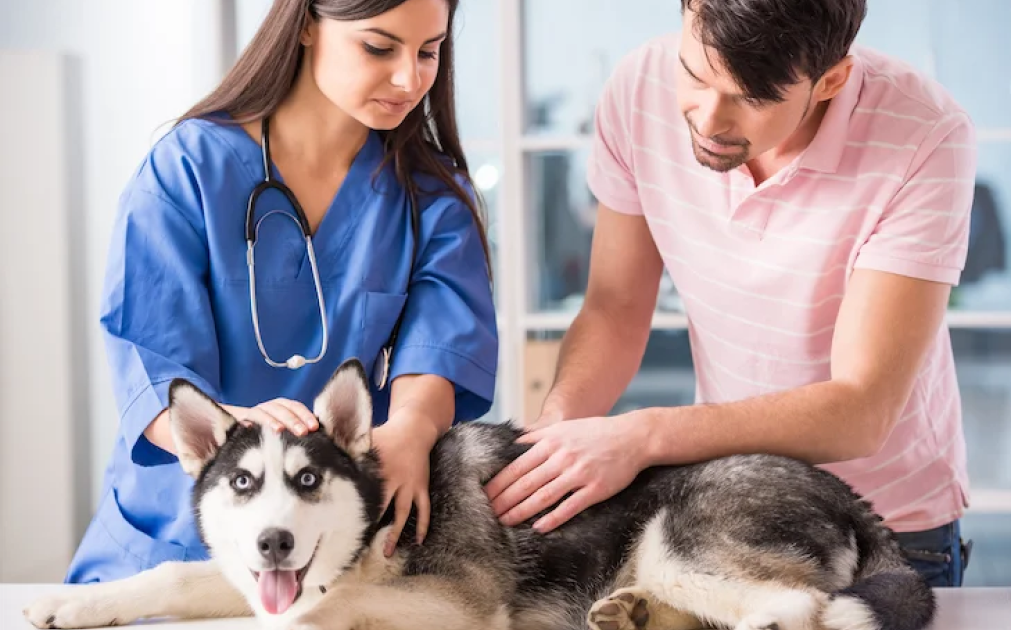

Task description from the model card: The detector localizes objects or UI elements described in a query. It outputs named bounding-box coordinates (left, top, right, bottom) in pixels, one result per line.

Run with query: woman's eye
left=363, top=43, right=392, bottom=57
left=231, top=472, right=253, bottom=491
left=419, top=50, right=438, bottom=60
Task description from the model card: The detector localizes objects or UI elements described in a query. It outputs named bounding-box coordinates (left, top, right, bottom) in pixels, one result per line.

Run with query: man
left=485, top=0, right=975, bottom=587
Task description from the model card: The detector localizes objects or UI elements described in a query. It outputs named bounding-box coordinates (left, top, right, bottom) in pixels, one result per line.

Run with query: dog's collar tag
left=373, top=346, right=391, bottom=391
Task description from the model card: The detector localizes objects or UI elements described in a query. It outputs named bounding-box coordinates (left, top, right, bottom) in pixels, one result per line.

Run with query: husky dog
left=25, top=359, right=935, bottom=630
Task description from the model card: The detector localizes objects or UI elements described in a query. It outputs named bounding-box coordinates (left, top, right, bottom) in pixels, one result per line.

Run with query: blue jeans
left=894, top=520, right=972, bottom=587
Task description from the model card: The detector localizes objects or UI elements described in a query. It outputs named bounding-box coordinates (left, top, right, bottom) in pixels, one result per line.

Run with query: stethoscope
left=245, top=116, right=418, bottom=390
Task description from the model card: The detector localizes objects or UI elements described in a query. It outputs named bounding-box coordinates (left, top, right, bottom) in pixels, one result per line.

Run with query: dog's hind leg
left=23, top=560, right=251, bottom=629
left=628, top=518, right=829, bottom=630
left=588, top=587, right=706, bottom=630
left=293, top=576, right=510, bottom=630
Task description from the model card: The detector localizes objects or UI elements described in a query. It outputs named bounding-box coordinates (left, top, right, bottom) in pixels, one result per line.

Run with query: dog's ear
left=167, top=380, right=236, bottom=477
left=313, top=359, right=372, bottom=459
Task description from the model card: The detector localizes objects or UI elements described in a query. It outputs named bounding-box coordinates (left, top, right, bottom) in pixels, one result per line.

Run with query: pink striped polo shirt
left=587, top=35, right=977, bottom=533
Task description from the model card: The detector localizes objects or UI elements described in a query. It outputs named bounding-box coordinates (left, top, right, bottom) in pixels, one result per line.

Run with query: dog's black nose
left=257, top=528, right=295, bottom=564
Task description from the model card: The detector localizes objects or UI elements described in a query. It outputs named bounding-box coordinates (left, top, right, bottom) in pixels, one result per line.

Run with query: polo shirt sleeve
left=586, top=48, right=644, bottom=216
left=853, top=113, right=977, bottom=285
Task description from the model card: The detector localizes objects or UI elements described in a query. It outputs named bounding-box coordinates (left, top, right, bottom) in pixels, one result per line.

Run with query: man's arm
left=638, top=267, right=951, bottom=466
left=535, top=202, right=666, bottom=425
left=488, top=267, right=952, bottom=532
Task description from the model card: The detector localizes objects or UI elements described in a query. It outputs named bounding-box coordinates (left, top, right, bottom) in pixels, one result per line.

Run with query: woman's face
left=304, top=0, right=449, bottom=130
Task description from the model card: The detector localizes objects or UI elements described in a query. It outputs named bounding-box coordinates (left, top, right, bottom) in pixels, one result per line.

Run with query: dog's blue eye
left=299, top=471, right=318, bottom=488
left=231, top=473, right=252, bottom=491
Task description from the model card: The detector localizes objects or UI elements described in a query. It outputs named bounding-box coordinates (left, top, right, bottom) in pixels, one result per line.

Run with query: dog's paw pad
left=735, top=614, right=780, bottom=630
left=588, top=588, right=651, bottom=630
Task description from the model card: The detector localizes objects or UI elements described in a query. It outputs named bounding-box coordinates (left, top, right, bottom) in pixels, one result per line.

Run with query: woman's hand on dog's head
left=232, top=398, right=320, bottom=436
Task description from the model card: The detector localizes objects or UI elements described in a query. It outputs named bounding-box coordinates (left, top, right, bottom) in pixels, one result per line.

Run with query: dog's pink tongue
left=257, top=570, right=298, bottom=615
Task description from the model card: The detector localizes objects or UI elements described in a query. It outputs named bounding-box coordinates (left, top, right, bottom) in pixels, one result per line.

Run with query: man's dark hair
left=681, top=0, right=867, bottom=102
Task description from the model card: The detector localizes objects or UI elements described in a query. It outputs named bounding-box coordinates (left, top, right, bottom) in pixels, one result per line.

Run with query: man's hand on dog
left=484, top=415, right=653, bottom=533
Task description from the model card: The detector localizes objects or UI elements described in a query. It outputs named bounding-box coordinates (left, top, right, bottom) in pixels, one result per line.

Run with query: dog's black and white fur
left=25, top=359, right=935, bottom=630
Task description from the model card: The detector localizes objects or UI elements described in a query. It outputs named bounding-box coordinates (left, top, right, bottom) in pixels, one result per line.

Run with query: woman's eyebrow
left=360, top=27, right=447, bottom=45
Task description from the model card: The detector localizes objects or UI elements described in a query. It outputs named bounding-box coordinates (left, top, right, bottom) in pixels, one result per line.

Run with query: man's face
left=676, top=9, right=818, bottom=172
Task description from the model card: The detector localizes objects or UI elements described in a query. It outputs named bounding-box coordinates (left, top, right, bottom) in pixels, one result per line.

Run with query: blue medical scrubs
left=66, top=116, right=498, bottom=583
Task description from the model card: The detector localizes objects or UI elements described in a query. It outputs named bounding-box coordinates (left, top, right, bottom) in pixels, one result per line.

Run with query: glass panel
left=524, top=330, right=696, bottom=417
left=614, top=330, right=696, bottom=414
left=951, top=141, right=1011, bottom=310
left=953, top=329, right=1011, bottom=492
left=854, top=1, right=934, bottom=73
left=522, top=0, right=681, bottom=136
left=952, top=329, right=1011, bottom=586
left=454, top=0, right=500, bottom=141
left=930, top=0, right=1011, bottom=129
left=528, top=142, right=1011, bottom=314
left=464, top=151, right=503, bottom=299
left=464, top=149, right=502, bottom=424
left=526, top=149, right=594, bottom=313
left=962, top=514, right=1011, bottom=586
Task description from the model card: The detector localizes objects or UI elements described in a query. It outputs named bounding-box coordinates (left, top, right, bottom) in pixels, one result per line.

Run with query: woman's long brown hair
left=178, top=0, right=491, bottom=274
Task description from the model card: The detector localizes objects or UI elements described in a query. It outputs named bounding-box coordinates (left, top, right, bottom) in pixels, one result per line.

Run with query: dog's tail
left=820, top=510, right=936, bottom=630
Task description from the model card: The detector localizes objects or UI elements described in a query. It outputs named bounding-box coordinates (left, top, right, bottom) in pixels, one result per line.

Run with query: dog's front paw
left=588, top=588, right=652, bottom=630
left=23, top=591, right=125, bottom=629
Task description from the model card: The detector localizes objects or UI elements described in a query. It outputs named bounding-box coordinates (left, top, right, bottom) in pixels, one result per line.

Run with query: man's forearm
left=636, top=379, right=894, bottom=467
left=540, top=306, right=652, bottom=422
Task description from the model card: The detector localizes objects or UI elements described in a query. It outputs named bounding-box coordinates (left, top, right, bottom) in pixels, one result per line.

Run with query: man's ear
left=814, top=55, right=854, bottom=102
left=167, top=380, right=236, bottom=477
left=313, top=359, right=373, bottom=459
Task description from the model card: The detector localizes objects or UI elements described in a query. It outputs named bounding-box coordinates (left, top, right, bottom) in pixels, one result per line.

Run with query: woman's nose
left=391, top=55, right=421, bottom=92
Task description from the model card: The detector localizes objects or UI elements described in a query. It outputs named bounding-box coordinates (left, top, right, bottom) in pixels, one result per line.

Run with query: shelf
left=522, top=309, right=1011, bottom=332
left=966, top=490, right=1011, bottom=514
left=978, top=128, right=1011, bottom=142
left=518, top=135, right=593, bottom=152
left=512, top=128, right=1011, bottom=152
left=523, top=310, right=689, bottom=331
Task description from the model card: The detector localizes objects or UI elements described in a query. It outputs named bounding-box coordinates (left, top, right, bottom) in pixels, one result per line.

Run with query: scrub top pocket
left=360, top=290, right=408, bottom=377
left=97, top=488, right=192, bottom=570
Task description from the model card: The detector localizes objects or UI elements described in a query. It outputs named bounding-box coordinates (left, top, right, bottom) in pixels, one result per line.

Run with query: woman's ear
left=300, top=10, right=316, bottom=47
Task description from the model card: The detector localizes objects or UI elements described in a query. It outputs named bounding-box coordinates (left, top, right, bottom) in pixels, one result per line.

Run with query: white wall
left=0, top=50, right=79, bottom=582
left=0, top=1, right=232, bottom=539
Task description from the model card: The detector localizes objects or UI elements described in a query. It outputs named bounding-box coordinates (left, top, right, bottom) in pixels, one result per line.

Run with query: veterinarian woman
left=67, top=0, right=497, bottom=583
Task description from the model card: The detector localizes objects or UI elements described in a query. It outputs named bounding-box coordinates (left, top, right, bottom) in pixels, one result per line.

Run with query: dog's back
left=406, top=422, right=935, bottom=630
